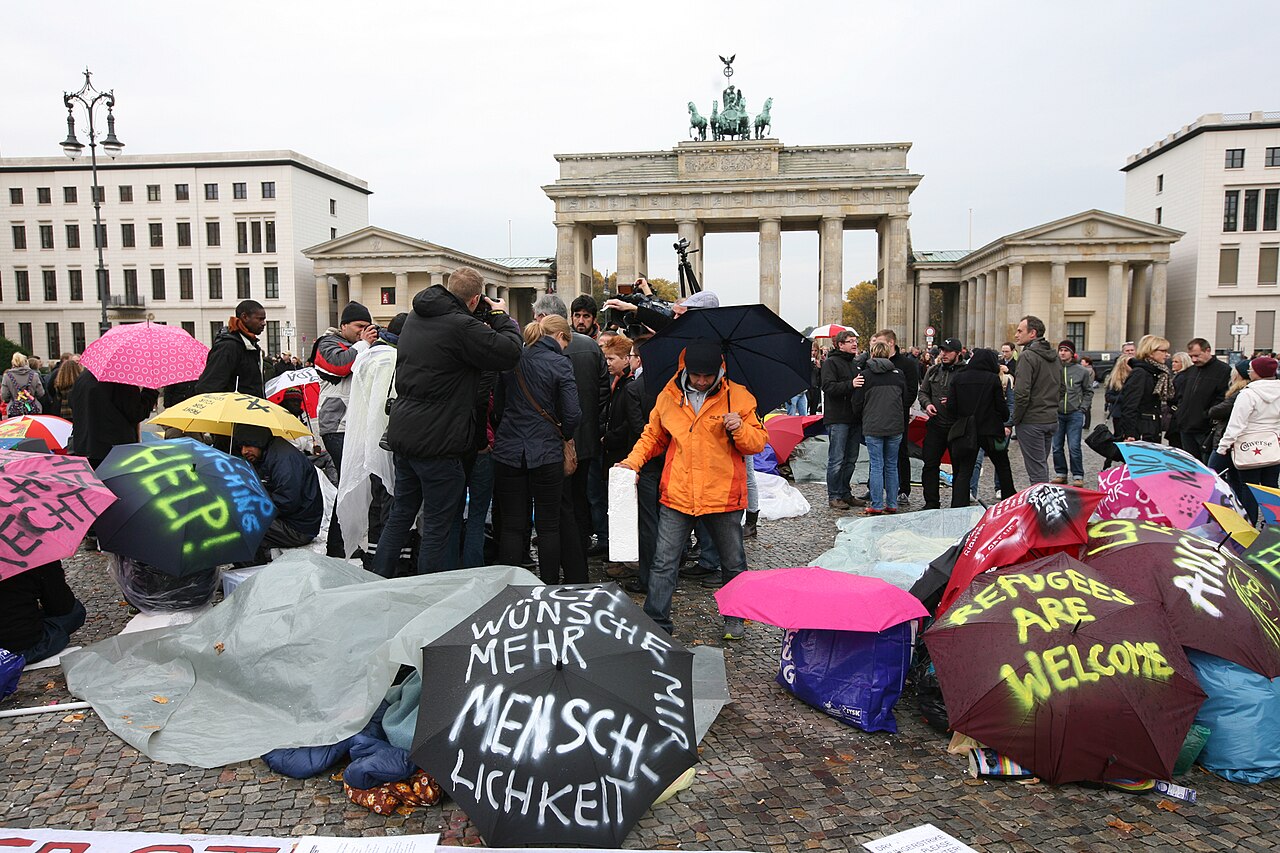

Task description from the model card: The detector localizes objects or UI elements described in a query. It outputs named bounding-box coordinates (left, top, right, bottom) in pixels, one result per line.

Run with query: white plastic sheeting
left=756, top=472, right=811, bottom=519
left=808, top=507, right=984, bottom=590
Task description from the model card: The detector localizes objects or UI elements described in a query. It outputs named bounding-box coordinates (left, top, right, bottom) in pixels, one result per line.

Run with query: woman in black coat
left=945, top=348, right=1015, bottom=505
left=600, top=334, right=642, bottom=468
left=1116, top=335, right=1174, bottom=443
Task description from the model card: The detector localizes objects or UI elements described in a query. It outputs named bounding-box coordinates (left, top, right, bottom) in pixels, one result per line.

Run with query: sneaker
left=884, top=507, right=899, bottom=514
left=682, top=563, right=717, bottom=578
left=862, top=507, right=885, bottom=516
left=829, top=499, right=850, bottom=510
left=1072, top=479, right=1085, bottom=489
left=723, top=617, right=745, bottom=641
left=700, top=576, right=727, bottom=589
left=921, top=503, right=941, bottom=511
left=1051, top=475, right=1068, bottom=485
left=898, top=491, right=910, bottom=503
left=841, top=495, right=867, bottom=508
left=624, top=579, right=647, bottom=594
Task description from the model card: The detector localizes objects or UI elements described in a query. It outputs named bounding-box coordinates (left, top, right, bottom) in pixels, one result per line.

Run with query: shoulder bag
left=1231, top=430, right=1280, bottom=470
left=514, top=365, right=578, bottom=476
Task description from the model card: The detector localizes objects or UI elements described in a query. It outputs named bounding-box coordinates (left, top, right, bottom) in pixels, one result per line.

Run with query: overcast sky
left=4, top=1, right=1277, bottom=329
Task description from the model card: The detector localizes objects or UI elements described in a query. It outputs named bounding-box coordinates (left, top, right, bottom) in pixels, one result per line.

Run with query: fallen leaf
left=1107, top=818, right=1135, bottom=834
left=142, top=725, right=162, bottom=730
left=61, top=713, right=85, bottom=723
left=214, top=642, right=225, bottom=655
left=963, top=779, right=985, bottom=786
left=44, top=682, right=56, bottom=690
left=1157, top=799, right=1180, bottom=812
left=151, top=696, right=169, bottom=704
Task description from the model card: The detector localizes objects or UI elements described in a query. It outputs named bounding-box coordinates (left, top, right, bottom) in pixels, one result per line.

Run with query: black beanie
left=683, top=340, right=722, bottom=374
left=340, top=301, right=372, bottom=325
left=238, top=424, right=274, bottom=448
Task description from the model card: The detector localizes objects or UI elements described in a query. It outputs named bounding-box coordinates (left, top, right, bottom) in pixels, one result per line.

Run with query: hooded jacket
left=312, top=329, right=371, bottom=435
left=1013, top=338, right=1060, bottom=425
left=1218, top=379, right=1280, bottom=456
left=1176, top=356, right=1233, bottom=433
left=623, top=352, right=769, bottom=516
left=820, top=349, right=861, bottom=424
left=247, top=436, right=324, bottom=537
left=196, top=327, right=267, bottom=398
left=1117, top=359, right=1167, bottom=440
left=850, top=357, right=906, bottom=437
left=946, top=349, right=1010, bottom=438
left=386, top=285, right=523, bottom=459
left=1058, top=359, right=1094, bottom=415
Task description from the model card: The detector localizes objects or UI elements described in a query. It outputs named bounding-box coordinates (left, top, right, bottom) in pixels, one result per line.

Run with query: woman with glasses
left=1116, top=335, right=1174, bottom=444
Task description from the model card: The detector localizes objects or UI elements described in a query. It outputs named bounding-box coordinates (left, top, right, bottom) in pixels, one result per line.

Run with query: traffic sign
left=1231, top=324, right=1250, bottom=336
left=925, top=326, right=937, bottom=337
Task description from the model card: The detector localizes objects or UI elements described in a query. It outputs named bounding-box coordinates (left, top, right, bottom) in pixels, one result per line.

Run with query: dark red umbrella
left=936, top=483, right=1105, bottom=616
left=925, top=553, right=1205, bottom=785
left=764, top=414, right=825, bottom=462
left=1082, top=519, right=1280, bottom=679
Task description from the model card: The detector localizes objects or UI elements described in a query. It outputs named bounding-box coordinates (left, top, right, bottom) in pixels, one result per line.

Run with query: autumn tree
left=841, top=281, right=877, bottom=336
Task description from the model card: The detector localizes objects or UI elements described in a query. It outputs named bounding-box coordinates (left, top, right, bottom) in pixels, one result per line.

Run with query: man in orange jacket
left=619, top=340, right=769, bottom=639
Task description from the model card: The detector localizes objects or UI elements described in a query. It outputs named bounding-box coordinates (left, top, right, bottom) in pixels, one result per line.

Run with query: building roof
left=1122, top=111, right=1280, bottom=172
left=912, top=249, right=971, bottom=264
left=485, top=256, right=554, bottom=271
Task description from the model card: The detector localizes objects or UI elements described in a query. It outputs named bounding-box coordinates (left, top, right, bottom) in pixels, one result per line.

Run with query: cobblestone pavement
left=4, top=425, right=1279, bottom=851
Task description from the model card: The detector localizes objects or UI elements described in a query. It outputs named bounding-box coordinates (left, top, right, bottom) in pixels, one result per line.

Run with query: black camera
left=600, top=278, right=674, bottom=337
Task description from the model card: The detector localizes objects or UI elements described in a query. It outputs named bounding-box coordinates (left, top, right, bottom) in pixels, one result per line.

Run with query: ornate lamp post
left=60, top=69, right=124, bottom=338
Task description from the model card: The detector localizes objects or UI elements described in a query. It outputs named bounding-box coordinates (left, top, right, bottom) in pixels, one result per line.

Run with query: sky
left=4, top=1, right=1278, bottom=329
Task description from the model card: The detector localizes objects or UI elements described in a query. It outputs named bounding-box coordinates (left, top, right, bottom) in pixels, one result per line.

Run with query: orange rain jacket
left=622, top=358, right=769, bottom=516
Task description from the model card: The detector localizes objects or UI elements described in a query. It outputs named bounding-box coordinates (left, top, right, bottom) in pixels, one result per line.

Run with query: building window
left=236, top=267, right=251, bottom=299
left=177, top=221, right=191, bottom=247
left=261, top=181, right=275, bottom=199
left=1219, top=248, right=1240, bottom=286
left=265, top=220, right=276, bottom=253
left=146, top=184, right=161, bottom=202
left=121, top=223, right=135, bottom=248
left=18, top=323, right=33, bottom=354
left=1245, top=190, right=1260, bottom=232
left=94, top=223, right=107, bottom=249
left=331, top=282, right=338, bottom=302
left=237, top=221, right=248, bottom=254
left=233, top=182, right=247, bottom=200
left=15, top=270, right=29, bottom=301
left=39, top=224, right=54, bottom=249
left=204, top=183, right=219, bottom=200
left=1266, top=189, right=1279, bottom=232
left=123, top=269, right=139, bottom=304
left=9, top=188, right=22, bottom=204
left=175, top=183, right=190, bottom=201
left=37, top=187, right=51, bottom=205
left=69, top=269, right=83, bottom=301
left=264, top=266, right=279, bottom=299
left=266, top=320, right=281, bottom=356
left=63, top=186, right=77, bottom=203
left=71, top=322, right=86, bottom=353
left=46, top=323, right=60, bottom=359
left=149, top=222, right=164, bottom=247
left=119, top=185, right=133, bottom=203
left=208, top=267, right=223, bottom=299
left=41, top=269, right=56, bottom=301
left=1156, top=174, right=1163, bottom=193
left=206, top=221, right=221, bottom=247
left=1224, top=190, right=1240, bottom=232
left=181, top=321, right=195, bottom=337
left=92, top=186, right=104, bottom=203
left=1261, top=248, right=1279, bottom=287
left=1155, top=207, right=1163, bottom=225
left=1225, top=149, right=1245, bottom=169
left=151, top=268, right=166, bottom=300
left=1268, top=148, right=1280, bottom=168
left=251, top=221, right=262, bottom=253
left=210, top=321, right=222, bottom=344
left=12, top=225, right=26, bottom=250
left=330, top=227, right=337, bottom=239
left=381, top=286, right=396, bottom=306
left=1258, top=310, right=1277, bottom=351
left=329, top=199, right=336, bottom=215
left=179, top=267, right=193, bottom=300
left=65, top=224, right=80, bottom=249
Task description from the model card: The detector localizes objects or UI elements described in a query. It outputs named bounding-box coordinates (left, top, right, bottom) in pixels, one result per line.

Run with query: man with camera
left=373, top=268, right=523, bottom=576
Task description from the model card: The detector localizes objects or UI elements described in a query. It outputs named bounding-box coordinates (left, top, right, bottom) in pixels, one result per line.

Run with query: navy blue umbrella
left=639, top=304, right=811, bottom=413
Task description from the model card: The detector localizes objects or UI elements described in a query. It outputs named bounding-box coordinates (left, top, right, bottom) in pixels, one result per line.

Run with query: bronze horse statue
left=687, top=102, right=708, bottom=141
left=754, top=98, right=773, bottom=139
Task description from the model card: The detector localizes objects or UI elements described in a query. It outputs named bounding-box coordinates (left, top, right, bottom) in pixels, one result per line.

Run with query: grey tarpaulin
left=788, top=435, right=924, bottom=486
left=62, top=554, right=542, bottom=767
left=692, top=646, right=729, bottom=744
left=807, top=507, right=985, bottom=590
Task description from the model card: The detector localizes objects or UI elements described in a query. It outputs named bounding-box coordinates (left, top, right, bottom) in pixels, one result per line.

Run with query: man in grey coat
left=1012, top=315, right=1062, bottom=485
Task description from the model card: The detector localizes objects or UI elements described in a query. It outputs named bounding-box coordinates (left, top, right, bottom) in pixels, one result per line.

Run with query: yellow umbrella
left=150, top=392, right=312, bottom=440
left=1204, top=501, right=1259, bottom=548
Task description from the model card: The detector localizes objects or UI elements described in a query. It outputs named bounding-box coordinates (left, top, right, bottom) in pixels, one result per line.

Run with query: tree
left=589, top=271, right=679, bottom=306
left=841, top=281, right=877, bottom=336
left=0, top=336, right=20, bottom=373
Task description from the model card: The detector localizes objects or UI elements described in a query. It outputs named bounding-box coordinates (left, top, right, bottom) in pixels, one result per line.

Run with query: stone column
left=819, top=216, right=844, bottom=324
left=882, top=214, right=910, bottom=331
left=1127, top=263, right=1150, bottom=341
left=1005, top=263, right=1024, bottom=341
left=1106, top=261, right=1126, bottom=350
left=915, top=283, right=931, bottom=346
left=1049, top=262, right=1067, bottom=341
left=634, top=223, right=650, bottom=279
left=555, top=223, right=579, bottom=299
left=677, top=219, right=704, bottom=287
left=958, top=279, right=970, bottom=343
left=994, top=267, right=1009, bottom=347
left=347, top=273, right=364, bottom=308
left=975, top=274, right=988, bottom=347
left=314, top=274, right=330, bottom=336
left=963, top=279, right=976, bottom=346
left=395, top=272, right=409, bottom=309
left=983, top=272, right=998, bottom=349
left=616, top=220, right=638, bottom=287
left=430, top=272, right=445, bottom=288
left=758, top=217, right=782, bottom=313
left=1149, top=261, right=1168, bottom=338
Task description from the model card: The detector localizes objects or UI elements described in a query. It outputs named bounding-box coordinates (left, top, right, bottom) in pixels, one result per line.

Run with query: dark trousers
left=950, top=437, right=1015, bottom=507
left=257, top=517, right=319, bottom=562
left=1180, top=430, right=1211, bottom=463
left=322, top=431, right=346, bottom=557
left=569, top=463, right=593, bottom=554
left=921, top=421, right=950, bottom=508
left=558, top=474, right=589, bottom=582
left=495, top=459, right=581, bottom=584
left=13, top=599, right=86, bottom=665
left=636, top=458, right=663, bottom=590
left=898, top=414, right=912, bottom=494
left=587, top=456, right=609, bottom=545
left=372, top=455, right=466, bottom=576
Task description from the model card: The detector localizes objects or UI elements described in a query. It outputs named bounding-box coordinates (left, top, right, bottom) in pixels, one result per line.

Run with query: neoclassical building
left=911, top=210, right=1182, bottom=351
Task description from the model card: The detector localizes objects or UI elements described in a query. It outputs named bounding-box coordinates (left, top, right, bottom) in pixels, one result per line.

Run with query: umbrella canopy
left=937, top=483, right=1104, bottom=616
left=763, top=413, right=825, bottom=462
left=1249, top=484, right=1280, bottom=525
left=79, top=320, right=210, bottom=389
left=715, top=566, right=927, bottom=632
left=0, top=450, right=117, bottom=579
left=0, top=436, right=52, bottom=453
left=411, top=583, right=699, bottom=848
left=1204, top=502, right=1259, bottom=548
left=1242, top=526, right=1280, bottom=588
left=0, top=414, right=73, bottom=453
left=640, top=304, right=811, bottom=413
left=149, top=392, right=311, bottom=439
left=1105, top=442, right=1235, bottom=529
left=807, top=323, right=854, bottom=339
left=265, top=367, right=322, bottom=418
left=93, top=438, right=276, bottom=575
left=925, top=554, right=1205, bottom=784
left=1083, top=519, right=1280, bottom=678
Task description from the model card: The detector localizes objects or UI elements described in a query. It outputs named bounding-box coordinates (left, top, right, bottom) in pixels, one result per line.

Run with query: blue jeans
left=442, top=451, right=494, bottom=569
left=13, top=599, right=86, bottom=665
left=826, top=422, right=862, bottom=501
left=1052, top=411, right=1086, bottom=479
left=648, top=506, right=746, bottom=634
left=694, top=518, right=721, bottom=571
left=785, top=392, right=809, bottom=416
left=373, top=454, right=466, bottom=577
left=865, top=434, right=902, bottom=511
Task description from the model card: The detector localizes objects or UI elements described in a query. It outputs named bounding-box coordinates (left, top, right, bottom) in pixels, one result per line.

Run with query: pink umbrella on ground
left=764, top=413, right=826, bottom=462
left=0, top=414, right=74, bottom=453
left=715, top=566, right=928, bottom=632
left=0, top=450, right=116, bottom=579
left=79, top=320, right=210, bottom=389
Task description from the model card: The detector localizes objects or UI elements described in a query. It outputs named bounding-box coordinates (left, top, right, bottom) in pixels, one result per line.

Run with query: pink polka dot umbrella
left=79, top=320, right=210, bottom=389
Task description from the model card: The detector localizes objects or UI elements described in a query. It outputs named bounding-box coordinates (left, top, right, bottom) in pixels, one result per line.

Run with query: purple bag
left=0, top=648, right=24, bottom=701
left=776, top=623, right=914, bottom=733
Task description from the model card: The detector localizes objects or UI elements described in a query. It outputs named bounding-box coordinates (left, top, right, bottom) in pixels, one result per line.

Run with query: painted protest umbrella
left=265, top=367, right=322, bottom=419
left=0, top=414, right=73, bottom=453
left=411, top=583, right=699, bottom=848
left=1248, top=484, right=1280, bottom=526
left=936, top=483, right=1105, bottom=617
left=79, top=319, right=210, bottom=389
left=715, top=567, right=927, bottom=632
left=1203, top=501, right=1259, bottom=548
left=149, top=392, right=312, bottom=440
left=1242, top=525, right=1280, bottom=591
left=93, top=438, right=276, bottom=575
left=1082, top=519, right=1280, bottom=679
left=925, top=553, right=1205, bottom=785
left=0, top=450, right=117, bottom=579
left=1110, top=441, right=1227, bottom=530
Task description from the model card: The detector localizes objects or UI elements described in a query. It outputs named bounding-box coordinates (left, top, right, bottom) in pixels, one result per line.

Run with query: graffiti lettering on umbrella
left=1001, top=641, right=1177, bottom=711
left=0, top=457, right=106, bottom=567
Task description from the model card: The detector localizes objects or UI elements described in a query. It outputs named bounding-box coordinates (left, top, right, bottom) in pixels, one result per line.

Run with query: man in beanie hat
left=239, top=424, right=324, bottom=559
left=311, top=301, right=379, bottom=555
left=619, top=339, right=769, bottom=640
left=1051, top=339, right=1093, bottom=487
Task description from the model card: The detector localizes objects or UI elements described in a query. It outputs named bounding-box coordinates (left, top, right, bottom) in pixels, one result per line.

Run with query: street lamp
left=60, top=68, right=124, bottom=338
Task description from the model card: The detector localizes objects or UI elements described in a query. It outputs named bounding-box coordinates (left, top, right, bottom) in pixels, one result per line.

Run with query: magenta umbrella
left=715, top=566, right=928, bottom=631
left=79, top=320, right=210, bottom=389
left=0, top=450, right=117, bottom=579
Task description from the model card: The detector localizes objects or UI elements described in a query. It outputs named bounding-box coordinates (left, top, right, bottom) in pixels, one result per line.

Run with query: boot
left=744, top=510, right=760, bottom=539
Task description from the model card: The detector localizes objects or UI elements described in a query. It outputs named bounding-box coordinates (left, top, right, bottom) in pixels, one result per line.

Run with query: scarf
left=1152, top=361, right=1176, bottom=404
left=228, top=316, right=258, bottom=341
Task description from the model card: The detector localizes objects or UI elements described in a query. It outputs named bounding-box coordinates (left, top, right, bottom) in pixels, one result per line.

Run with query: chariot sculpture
left=687, top=55, right=773, bottom=142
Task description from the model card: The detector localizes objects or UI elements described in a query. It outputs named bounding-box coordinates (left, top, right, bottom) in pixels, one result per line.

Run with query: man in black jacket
left=1177, top=337, right=1232, bottom=461
left=820, top=330, right=866, bottom=509
left=239, top=424, right=324, bottom=559
left=373, top=268, right=523, bottom=576
left=876, top=329, right=921, bottom=502
left=195, top=300, right=268, bottom=398
left=69, top=369, right=159, bottom=467
left=918, top=338, right=963, bottom=509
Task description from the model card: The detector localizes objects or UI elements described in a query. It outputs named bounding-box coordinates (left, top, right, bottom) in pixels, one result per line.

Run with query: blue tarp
left=1189, top=650, right=1280, bottom=783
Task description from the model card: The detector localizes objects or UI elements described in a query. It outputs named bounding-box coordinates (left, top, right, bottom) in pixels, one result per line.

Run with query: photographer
left=602, top=279, right=719, bottom=336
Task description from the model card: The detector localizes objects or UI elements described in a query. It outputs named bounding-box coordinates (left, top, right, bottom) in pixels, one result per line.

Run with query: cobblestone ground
left=4, top=421, right=1279, bottom=851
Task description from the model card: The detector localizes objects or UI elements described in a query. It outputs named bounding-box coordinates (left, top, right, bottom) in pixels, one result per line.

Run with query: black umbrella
left=411, top=583, right=699, bottom=848
left=640, top=304, right=811, bottom=413
left=1243, top=525, right=1280, bottom=591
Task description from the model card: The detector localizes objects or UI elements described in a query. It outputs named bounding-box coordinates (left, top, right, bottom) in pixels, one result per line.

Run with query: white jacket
left=1218, top=379, right=1280, bottom=455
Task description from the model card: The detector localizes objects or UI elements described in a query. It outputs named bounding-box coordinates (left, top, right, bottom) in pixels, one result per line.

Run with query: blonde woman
left=1117, top=335, right=1174, bottom=442
left=1, top=352, right=45, bottom=415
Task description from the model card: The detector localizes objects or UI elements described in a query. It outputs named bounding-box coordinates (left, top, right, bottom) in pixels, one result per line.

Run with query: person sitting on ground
left=0, top=561, right=86, bottom=665
left=238, top=424, right=324, bottom=560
